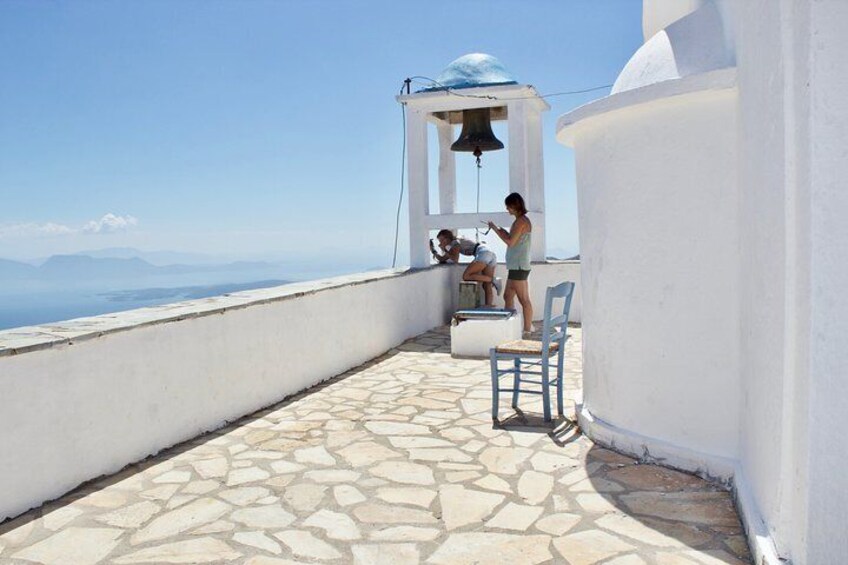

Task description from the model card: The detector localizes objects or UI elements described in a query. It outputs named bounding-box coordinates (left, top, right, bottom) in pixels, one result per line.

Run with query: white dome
left=612, top=3, right=733, bottom=94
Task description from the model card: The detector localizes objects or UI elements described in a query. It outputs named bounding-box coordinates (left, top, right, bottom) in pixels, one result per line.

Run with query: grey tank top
left=505, top=229, right=531, bottom=271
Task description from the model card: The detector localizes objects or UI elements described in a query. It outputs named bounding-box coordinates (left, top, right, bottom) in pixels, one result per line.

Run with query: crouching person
left=430, top=229, right=502, bottom=306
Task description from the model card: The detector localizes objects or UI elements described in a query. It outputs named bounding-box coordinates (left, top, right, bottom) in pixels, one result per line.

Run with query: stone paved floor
left=0, top=326, right=751, bottom=565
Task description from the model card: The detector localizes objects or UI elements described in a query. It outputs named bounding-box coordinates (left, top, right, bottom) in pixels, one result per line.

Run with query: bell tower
left=397, top=53, right=550, bottom=268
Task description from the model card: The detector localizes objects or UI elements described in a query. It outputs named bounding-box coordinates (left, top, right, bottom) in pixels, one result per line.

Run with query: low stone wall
left=0, top=267, right=454, bottom=521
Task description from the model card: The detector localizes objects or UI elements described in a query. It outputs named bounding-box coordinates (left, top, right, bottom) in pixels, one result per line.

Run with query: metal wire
left=391, top=94, right=406, bottom=268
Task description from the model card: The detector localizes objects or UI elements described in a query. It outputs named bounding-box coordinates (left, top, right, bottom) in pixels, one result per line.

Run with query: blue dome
left=421, top=53, right=517, bottom=92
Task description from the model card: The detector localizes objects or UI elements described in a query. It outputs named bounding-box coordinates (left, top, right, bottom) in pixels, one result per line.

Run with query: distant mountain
left=39, top=255, right=159, bottom=278
left=72, top=247, right=220, bottom=266
left=0, top=254, right=281, bottom=281
left=0, top=258, right=38, bottom=279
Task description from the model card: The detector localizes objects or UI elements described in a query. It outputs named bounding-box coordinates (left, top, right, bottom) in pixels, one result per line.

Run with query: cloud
left=0, top=214, right=139, bottom=239
left=81, top=213, right=139, bottom=234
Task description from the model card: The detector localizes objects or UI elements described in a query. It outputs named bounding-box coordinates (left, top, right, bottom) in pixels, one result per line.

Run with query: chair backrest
left=541, top=281, right=575, bottom=350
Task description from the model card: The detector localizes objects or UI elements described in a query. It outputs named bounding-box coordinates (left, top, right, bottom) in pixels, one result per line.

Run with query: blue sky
left=0, top=1, right=642, bottom=265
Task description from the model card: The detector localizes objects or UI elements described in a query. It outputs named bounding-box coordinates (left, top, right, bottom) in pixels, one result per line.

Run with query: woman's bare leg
left=464, top=262, right=494, bottom=306
left=482, top=264, right=496, bottom=306
left=514, top=280, right=533, bottom=333
left=504, top=279, right=517, bottom=311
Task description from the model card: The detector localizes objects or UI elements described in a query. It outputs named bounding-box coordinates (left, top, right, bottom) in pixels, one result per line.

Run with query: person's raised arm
left=488, top=217, right=529, bottom=247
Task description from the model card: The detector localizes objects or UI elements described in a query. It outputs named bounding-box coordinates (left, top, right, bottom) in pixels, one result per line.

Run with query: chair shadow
left=494, top=408, right=582, bottom=446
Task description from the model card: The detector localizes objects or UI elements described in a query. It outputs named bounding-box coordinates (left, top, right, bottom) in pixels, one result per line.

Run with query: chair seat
left=495, top=339, right=559, bottom=356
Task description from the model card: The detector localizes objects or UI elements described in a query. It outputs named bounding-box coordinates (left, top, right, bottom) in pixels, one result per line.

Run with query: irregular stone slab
left=233, top=531, right=282, bottom=554
left=388, top=437, right=455, bottom=449
left=575, top=493, right=621, bottom=514
left=218, top=487, right=272, bottom=506
left=479, top=447, right=533, bottom=475
left=408, top=448, right=472, bottom=463
left=397, top=396, right=454, bottom=409
left=226, top=467, right=270, bottom=487
left=182, top=480, right=220, bottom=495
left=571, top=477, right=626, bottom=493
left=113, top=538, right=241, bottom=563
left=445, top=470, right=481, bottom=483
left=42, top=506, right=84, bottom=531
left=333, top=485, right=367, bottom=506
left=607, top=464, right=706, bottom=492
left=529, top=452, right=579, bottom=473
left=354, top=503, right=438, bottom=524
left=231, top=505, right=296, bottom=529
left=190, top=458, right=228, bottom=479
left=606, top=556, right=648, bottom=565
left=303, top=470, right=361, bottom=484
left=364, top=421, right=430, bottom=435
left=337, top=442, right=402, bottom=467
left=596, top=513, right=683, bottom=547
left=191, top=520, right=234, bottom=535
left=620, top=492, right=741, bottom=527
left=303, top=509, right=361, bottom=540
left=352, top=543, right=419, bottom=565
left=517, top=470, right=554, bottom=505
left=376, top=487, right=437, bottom=508
left=12, top=527, right=122, bottom=565
left=485, top=502, right=544, bottom=531
left=95, top=501, right=160, bottom=529
left=293, top=445, right=336, bottom=466
left=131, top=498, right=230, bottom=545
left=438, top=485, right=505, bottom=530
left=75, top=489, right=128, bottom=509
left=681, top=549, right=749, bottom=565
left=369, top=526, right=441, bottom=542
left=534, top=512, right=581, bottom=536
left=553, top=530, right=635, bottom=565
left=0, top=518, right=35, bottom=545
left=152, top=471, right=191, bottom=484
left=282, top=484, right=327, bottom=512
left=473, top=474, right=513, bottom=493
left=654, top=552, right=702, bottom=565
left=274, top=530, right=342, bottom=560
left=428, top=533, right=552, bottom=565
left=244, top=557, right=311, bottom=565
left=140, top=484, right=180, bottom=502
left=369, top=461, right=435, bottom=485
left=269, top=461, right=305, bottom=474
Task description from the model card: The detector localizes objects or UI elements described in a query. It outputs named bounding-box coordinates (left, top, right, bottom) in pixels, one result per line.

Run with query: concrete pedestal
left=450, top=312, right=522, bottom=358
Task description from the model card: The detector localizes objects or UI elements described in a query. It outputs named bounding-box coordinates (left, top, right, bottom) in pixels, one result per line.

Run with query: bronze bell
left=450, top=108, right=504, bottom=158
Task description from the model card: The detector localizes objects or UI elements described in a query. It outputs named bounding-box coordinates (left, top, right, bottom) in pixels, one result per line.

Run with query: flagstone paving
left=0, top=326, right=751, bottom=564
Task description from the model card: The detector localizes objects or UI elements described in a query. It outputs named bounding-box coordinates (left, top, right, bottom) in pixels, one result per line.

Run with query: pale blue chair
left=489, top=282, right=575, bottom=423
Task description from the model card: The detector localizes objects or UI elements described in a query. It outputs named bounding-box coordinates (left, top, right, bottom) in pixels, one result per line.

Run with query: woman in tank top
left=488, top=192, right=533, bottom=335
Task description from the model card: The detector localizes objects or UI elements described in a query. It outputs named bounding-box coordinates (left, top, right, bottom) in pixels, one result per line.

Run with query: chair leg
left=541, top=357, right=552, bottom=423
left=511, top=358, right=521, bottom=409
left=490, top=352, right=499, bottom=421
left=556, top=349, right=565, bottom=417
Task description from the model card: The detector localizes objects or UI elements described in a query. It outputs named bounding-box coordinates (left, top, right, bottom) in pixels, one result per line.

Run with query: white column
left=436, top=121, right=457, bottom=216
left=407, top=109, right=430, bottom=268
left=526, top=108, right=546, bottom=261
left=507, top=100, right=529, bottom=201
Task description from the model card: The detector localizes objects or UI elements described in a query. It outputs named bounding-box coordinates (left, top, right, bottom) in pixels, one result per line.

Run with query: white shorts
left=474, top=247, right=497, bottom=267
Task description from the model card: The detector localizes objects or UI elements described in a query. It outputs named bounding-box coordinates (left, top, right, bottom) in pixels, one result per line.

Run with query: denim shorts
left=473, top=248, right=497, bottom=267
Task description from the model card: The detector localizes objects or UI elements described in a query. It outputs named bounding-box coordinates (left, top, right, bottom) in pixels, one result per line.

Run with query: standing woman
left=489, top=192, right=533, bottom=335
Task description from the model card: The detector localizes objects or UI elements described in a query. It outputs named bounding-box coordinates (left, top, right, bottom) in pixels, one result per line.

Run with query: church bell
left=450, top=108, right=504, bottom=158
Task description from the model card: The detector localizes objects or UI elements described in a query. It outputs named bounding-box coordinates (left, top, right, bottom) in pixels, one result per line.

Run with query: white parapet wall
left=0, top=267, right=455, bottom=522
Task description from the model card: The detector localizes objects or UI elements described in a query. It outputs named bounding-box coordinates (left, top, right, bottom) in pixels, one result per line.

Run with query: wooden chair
left=489, top=281, right=575, bottom=422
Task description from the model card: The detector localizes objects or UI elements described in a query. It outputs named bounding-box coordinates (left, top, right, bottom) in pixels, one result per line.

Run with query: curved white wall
left=570, top=89, right=739, bottom=467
